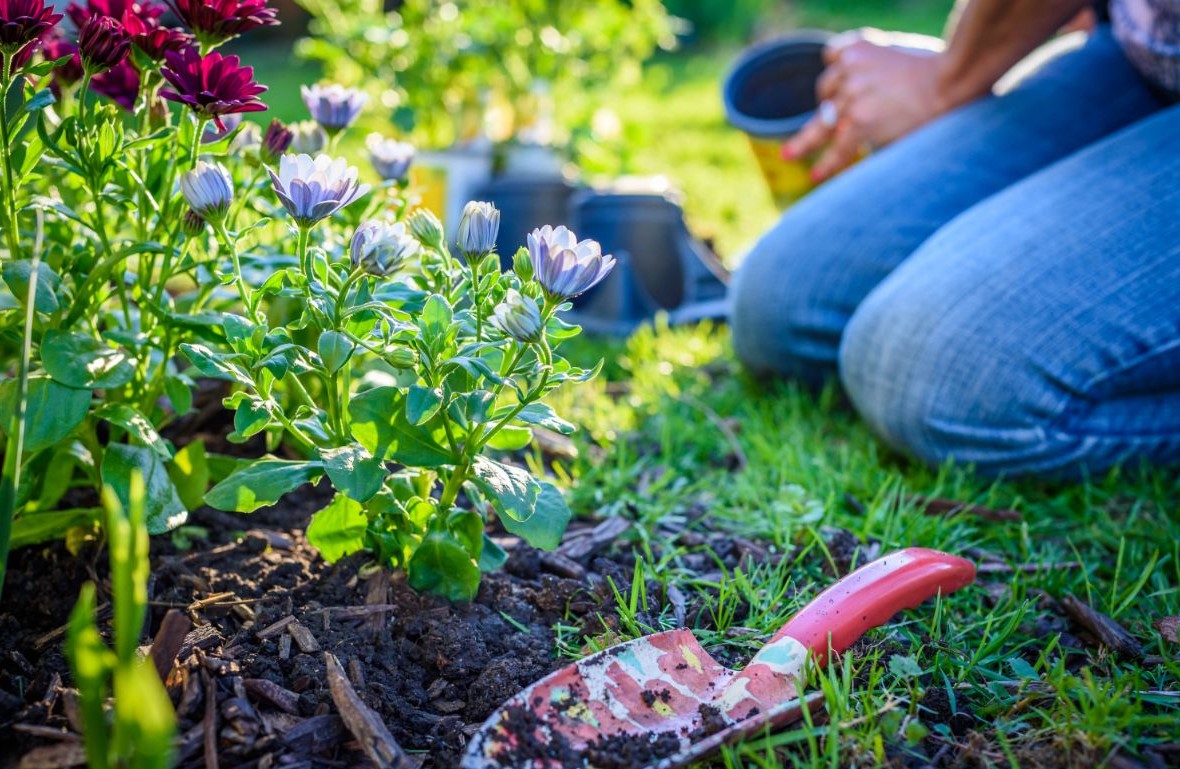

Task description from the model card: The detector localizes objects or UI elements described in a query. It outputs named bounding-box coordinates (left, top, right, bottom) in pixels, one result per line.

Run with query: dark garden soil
left=0, top=409, right=1163, bottom=769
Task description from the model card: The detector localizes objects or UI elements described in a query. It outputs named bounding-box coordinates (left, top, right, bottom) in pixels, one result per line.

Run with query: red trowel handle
left=772, top=547, right=975, bottom=668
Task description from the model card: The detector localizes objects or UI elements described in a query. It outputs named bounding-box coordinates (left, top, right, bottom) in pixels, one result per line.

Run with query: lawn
left=539, top=1, right=1180, bottom=764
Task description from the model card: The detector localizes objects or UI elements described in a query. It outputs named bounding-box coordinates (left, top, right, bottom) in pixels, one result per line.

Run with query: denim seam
left=1047, top=335, right=1180, bottom=437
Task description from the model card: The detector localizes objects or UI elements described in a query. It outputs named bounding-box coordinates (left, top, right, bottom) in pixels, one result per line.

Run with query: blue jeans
left=730, top=28, right=1180, bottom=477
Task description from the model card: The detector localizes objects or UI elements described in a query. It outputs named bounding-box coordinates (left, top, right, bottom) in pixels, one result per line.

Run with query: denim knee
left=730, top=237, right=845, bottom=388
left=837, top=270, right=1073, bottom=478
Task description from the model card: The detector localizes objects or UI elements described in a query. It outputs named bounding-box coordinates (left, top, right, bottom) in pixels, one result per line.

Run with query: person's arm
left=935, top=0, right=1094, bottom=107
left=783, top=0, right=1094, bottom=182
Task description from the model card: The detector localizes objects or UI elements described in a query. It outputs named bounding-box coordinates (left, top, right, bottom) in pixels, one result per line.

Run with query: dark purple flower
left=78, top=15, right=130, bottom=73
left=41, top=30, right=82, bottom=87
left=259, top=118, right=291, bottom=164
left=122, top=10, right=192, bottom=61
left=168, top=0, right=278, bottom=46
left=0, top=0, right=62, bottom=55
left=91, top=58, right=139, bottom=110
left=160, top=47, right=266, bottom=130
left=66, top=0, right=162, bottom=28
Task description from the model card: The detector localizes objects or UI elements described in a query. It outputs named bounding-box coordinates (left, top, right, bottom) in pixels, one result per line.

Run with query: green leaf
left=163, top=375, right=193, bottom=416
left=306, top=493, right=368, bottom=562
left=167, top=441, right=209, bottom=512
left=232, top=398, right=272, bottom=440
left=408, top=531, right=480, bottom=602
left=203, top=457, right=323, bottom=513
left=112, top=661, right=177, bottom=769
left=349, top=387, right=454, bottom=467
left=95, top=404, right=171, bottom=459
left=11, top=508, right=100, bottom=548
left=888, top=654, right=924, bottom=680
left=485, top=425, right=533, bottom=451
left=418, top=294, right=455, bottom=351
left=406, top=385, right=442, bottom=426
left=478, top=533, right=508, bottom=572
left=1009, top=657, right=1038, bottom=681
left=469, top=456, right=540, bottom=523
left=2, top=259, right=60, bottom=313
left=514, top=402, right=575, bottom=435
left=100, top=445, right=188, bottom=535
left=179, top=343, right=252, bottom=385
left=43, top=330, right=135, bottom=389
left=447, top=509, right=484, bottom=559
left=317, top=330, right=354, bottom=374
left=497, top=482, right=571, bottom=551
left=0, top=375, right=89, bottom=454
left=67, top=583, right=114, bottom=769
left=321, top=444, right=387, bottom=503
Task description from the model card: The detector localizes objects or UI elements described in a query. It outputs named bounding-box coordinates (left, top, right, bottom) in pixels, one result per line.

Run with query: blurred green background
left=243, top=0, right=954, bottom=260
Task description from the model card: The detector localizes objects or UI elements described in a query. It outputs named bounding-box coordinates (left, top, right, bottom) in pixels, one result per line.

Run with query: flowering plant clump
left=189, top=189, right=613, bottom=599
left=0, top=0, right=608, bottom=603
left=0, top=0, right=266, bottom=587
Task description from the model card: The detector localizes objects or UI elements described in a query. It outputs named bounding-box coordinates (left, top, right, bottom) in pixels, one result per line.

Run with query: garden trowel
left=462, top=547, right=975, bottom=769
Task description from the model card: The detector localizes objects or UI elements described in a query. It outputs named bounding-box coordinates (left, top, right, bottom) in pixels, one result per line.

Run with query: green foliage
left=196, top=200, right=598, bottom=599
left=66, top=474, right=177, bottom=769
left=293, top=0, right=679, bottom=146
left=663, top=0, right=776, bottom=43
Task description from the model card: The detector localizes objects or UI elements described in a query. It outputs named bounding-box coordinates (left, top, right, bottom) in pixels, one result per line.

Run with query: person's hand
left=782, top=29, right=950, bottom=182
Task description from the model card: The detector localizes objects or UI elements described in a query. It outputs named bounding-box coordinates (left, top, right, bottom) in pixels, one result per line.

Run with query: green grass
left=548, top=324, right=1180, bottom=766
left=547, top=2, right=1177, bottom=763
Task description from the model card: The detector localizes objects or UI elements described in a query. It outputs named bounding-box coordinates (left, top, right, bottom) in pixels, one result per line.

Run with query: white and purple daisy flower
left=301, top=83, right=369, bottom=135
left=492, top=289, right=544, bottom=344
left=350, top=220, right=419, bottom=277
left=268, top=153, right=370, bottom=229
left=365, top=133, right=414, bottom=182
left=456, top=201, right=500, bottom=258
left=527, top=225, right=616, bottom=301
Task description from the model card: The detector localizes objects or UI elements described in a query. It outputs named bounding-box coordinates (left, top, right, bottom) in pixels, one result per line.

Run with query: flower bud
left=78, top=16, right=130, bottom=74
left=288, top=119, right=327, bottom=154
left=302, top=83, right=368, bottom=136
left=180, top=160, right=234, bottom=223
left=350, top=220, right=419, bottom=277
left=491, top=289, right=544, bottom=344
left=384, top=346, right=417, bottom=369
left=182, top=208, right=206, bottom=237
left=456, top=201, right=499, bottom=258
left=512, top=246, right=534, bottom=282
left=408, top=208, right=444, bottom=249
left=260, top=119, right=293, bottom=165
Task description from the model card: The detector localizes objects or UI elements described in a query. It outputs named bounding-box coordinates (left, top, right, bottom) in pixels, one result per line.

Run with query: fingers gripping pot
left=722, top=30, right=833, bottom=208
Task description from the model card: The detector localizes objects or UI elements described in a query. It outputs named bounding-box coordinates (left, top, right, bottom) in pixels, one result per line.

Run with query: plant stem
left=0, top=211, right=44, bottom=600
left=0, top=54, right=22, bottom=260
left=228, top=165, right=266, bottom=229
left=297, top=226, right=313, bottom=295
left=438, top=459, right=470, bottom=510
left=214, top=221, right=253, bottom=318
left=190, top=116, right=206, bottom=170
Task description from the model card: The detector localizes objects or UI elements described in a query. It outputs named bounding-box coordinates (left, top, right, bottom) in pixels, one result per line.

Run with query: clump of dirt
left=689, top=703, right=729, bottom=740
left=584, top=729, right=682, bottom=769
